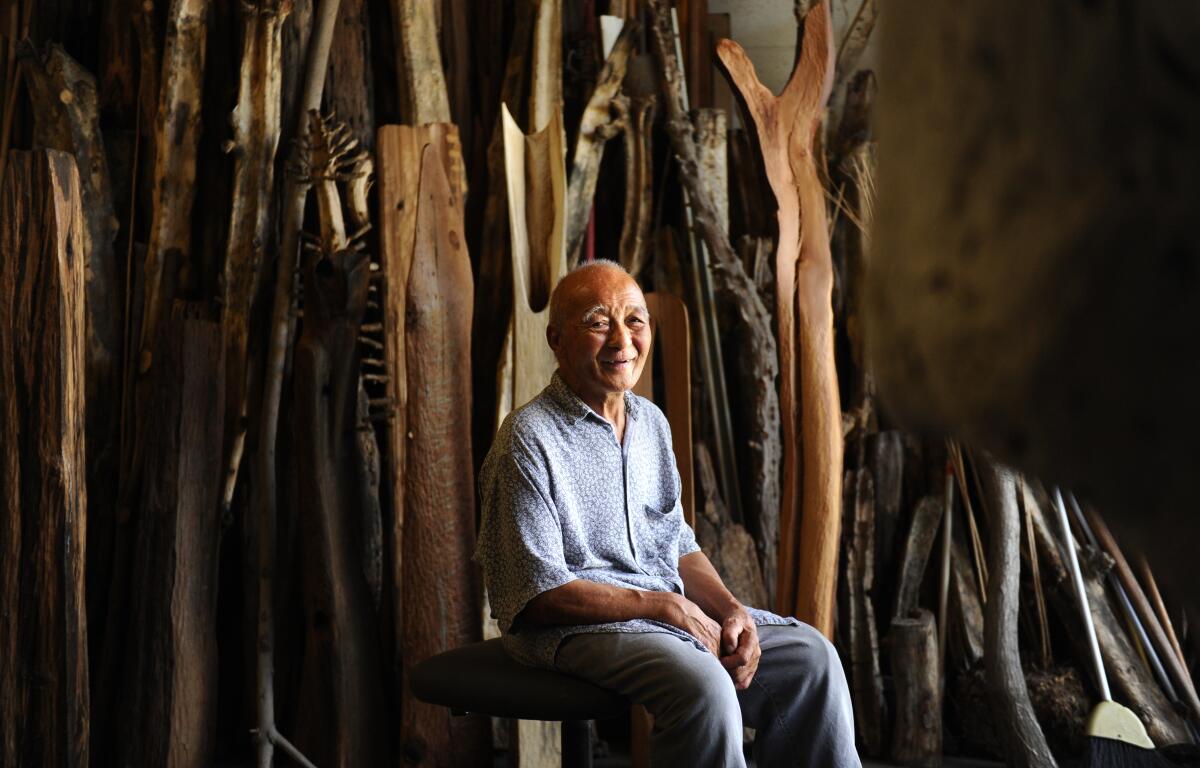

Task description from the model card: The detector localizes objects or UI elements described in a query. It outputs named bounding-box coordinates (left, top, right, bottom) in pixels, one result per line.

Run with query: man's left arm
left=678, top=551, right=761, bottom=690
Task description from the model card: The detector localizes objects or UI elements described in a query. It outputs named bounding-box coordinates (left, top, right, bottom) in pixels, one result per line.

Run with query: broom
left=1051, top=487, right=1176, bottom=767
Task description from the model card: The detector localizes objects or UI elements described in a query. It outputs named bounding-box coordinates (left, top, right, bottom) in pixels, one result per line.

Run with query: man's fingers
left=721, top=620, right=741, bottom=655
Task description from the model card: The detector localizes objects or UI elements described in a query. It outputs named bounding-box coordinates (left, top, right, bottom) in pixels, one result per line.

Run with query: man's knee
left=769, top=623, right=850, bottom=698
left=652, top=649, right=741, bottom=731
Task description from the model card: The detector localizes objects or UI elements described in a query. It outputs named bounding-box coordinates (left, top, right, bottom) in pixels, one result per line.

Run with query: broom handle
left=1053, top=487, right=1112, bottom=702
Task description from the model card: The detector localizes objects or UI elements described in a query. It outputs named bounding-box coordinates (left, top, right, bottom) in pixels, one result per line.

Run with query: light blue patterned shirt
left=476, top=371, right=796, bottom=668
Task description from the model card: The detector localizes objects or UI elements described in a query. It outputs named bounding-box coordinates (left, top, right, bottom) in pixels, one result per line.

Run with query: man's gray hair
left=547, top=259, right=630, bottom=330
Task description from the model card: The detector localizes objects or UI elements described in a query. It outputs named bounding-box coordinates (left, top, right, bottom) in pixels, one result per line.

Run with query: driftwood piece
left=0, top=149, right=89, bottom=768
left=565, top=19, right=634, bottom=262
left=137, top=0, right=210, bottom=373
left=866, top=431, right=903, bottom=608
left=392, top=0, right=450, bottom=123
left=694, top=444, right=769, bottom=608
left=324, top=0, right=375, bottom=149
left=834, top=0, right=877, bottom=88
left=948, top=520, right=985, bottom=670
left=978, top=460, right=1056, bottom=768
left=529, top=0, right=562, bottom=131
left=291, top=116, right=383, bottom=766
left=119, top=304, right=225, bottom=768
left=890, top=609, right=940, bottom=767
left=895, top=495, right=942, bottom=619
left=220, top=0, right=290, bottom=513
left=618, top=95, right=655, bottom=278
left=400, top=144, right=490, bottom=767
left=845, top=469, right=885, bottom=757
left=1025, top=483, right=1190, bottom=746
left=646, top=0, right=784, bottom=621
left=715, top=2, right=842, bottom=633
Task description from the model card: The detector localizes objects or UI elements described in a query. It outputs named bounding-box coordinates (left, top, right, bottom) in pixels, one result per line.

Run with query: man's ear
left=546, top=324, right=560, bottom=353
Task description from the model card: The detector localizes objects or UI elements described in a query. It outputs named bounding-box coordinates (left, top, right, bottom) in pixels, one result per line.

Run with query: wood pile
left=0, top=0, right=1196, bottom=766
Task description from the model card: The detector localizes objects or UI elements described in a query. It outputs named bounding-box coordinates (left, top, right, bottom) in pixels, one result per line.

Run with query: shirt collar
left=547, top=370, right=640, bottom=426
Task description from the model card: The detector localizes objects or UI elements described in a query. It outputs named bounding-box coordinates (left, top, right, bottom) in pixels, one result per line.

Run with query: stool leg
left=560, top=719, right=592, bottom=768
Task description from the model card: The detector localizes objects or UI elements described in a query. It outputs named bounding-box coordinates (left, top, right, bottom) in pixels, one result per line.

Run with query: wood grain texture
left=400, top=144, right=490, bottom=767
left=894, top=495, right=942, bottom=620
left=392, top=0, right=450, bottom=123
left=890, top=609, right=940, bottom=766
left=0, top=149, right=89, bottom=768
left=716, top=1, right=842, bottom=635
left=844, top=469, right=884, bottom=756
left=119, top=303, right=225, bottom=768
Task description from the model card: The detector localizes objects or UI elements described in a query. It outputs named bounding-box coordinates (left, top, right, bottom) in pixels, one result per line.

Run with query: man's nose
left=608, top=322, right=631, bottom=347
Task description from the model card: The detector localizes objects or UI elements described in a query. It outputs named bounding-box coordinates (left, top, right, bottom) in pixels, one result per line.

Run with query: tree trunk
left=0, top=148, right=89, bottom=768
left=845, top=468, right=885, bottom=756
left=118, top=303, right=226, bottom=768
left=399, top=142, right=490, bottom=768
left=891, top=609, right=941, bottom=767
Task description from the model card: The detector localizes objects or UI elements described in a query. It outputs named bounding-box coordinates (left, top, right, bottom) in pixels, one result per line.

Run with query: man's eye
left=628, top=317, right=645, bottom=326
left=591, top=321, right=608, bottom=330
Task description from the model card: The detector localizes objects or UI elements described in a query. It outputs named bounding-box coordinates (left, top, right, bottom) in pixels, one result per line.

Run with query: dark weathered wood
left=978, top=460, right=1056, bottom=768
left=715, top=2, right=841, bottom=632
left=694, top=444, right=768, bottom=608
left=324, top=0, right=374, bottom=149
left=400, top=143, right=490, bottom=768
left=0, top=148, right=89, bottom=768
left=392, top=0, right=449, bottom=123
left=845, top=469, right=885, bottom=757
left=895, top=495, right=942, bottom=620
left=890, top=609, right=940, bottom=767
left=948, top=520, right=985, bottom=671
left=618, top=95, right=655, bottom=278
left=118, top=303, right=225, bottom=768
left=866, top=431, right=903, bottom=616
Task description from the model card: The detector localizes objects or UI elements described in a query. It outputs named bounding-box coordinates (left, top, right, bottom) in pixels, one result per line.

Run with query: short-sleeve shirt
left=476, top=371, right=797, bottom=668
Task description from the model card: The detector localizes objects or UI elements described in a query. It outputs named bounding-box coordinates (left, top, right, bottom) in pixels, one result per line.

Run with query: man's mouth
left=601, top=357, right=635, bottom=367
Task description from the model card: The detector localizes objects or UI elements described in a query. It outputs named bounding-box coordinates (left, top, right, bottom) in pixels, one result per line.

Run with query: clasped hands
left=663, top=594, right=760, bottom=690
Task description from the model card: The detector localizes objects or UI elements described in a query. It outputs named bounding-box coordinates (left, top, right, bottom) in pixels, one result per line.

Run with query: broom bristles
left=1088, top=737, right=1176, bottom=768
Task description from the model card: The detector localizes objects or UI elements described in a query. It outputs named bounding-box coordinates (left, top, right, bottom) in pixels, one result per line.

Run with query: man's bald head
left=548, top=260, right=635, bottom=331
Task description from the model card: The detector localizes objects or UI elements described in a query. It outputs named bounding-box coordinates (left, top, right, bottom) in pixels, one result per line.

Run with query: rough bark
left=694, top=444, right=769, bottom=608
left=978, top=460, right=1056, bottom=768
left=894, top=495, right=943, bottom=619
left=890, top=610, right=941, bottom=767
left=865, top=430, right=902, bottom=615
left=714, top=1, right=842, bottom=632
left=0, top=148, right=89, bottom=768
left=118, top=303, right=225, bottom=768
left=324, top=0, right=374, bottom=149
left=400, top=143, right=490, bottom=768
left=618, top=95, right=655, bottom=278
left=392, top=0, right=449, bottom=124
left=844, top=469, right=885, bottom=757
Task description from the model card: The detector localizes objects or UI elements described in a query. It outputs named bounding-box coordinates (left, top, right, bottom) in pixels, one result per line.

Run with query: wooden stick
left=1136, top=554, right=1189, bottom=677
left=938, top=462, right=953, bottom=663
left=714, top=1, right=842, bottom=634
left=1019, top=479, right=1052, bottom=669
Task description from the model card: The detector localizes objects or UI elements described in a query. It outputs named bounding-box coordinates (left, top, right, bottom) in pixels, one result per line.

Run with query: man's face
left=548, top=269, right=651, bottom=404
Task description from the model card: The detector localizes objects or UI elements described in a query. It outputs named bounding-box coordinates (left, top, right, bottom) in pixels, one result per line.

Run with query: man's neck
left=559, top=373, right=627, bottom=437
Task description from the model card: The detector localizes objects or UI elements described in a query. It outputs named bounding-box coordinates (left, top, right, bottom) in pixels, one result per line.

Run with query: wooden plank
left=717, top=1, right=842, bottom=636
left=400, top=143, right=490, bottom=767
left=0, top=148, right=89, bottom=768
left=119, top=303, right=225, bottom=768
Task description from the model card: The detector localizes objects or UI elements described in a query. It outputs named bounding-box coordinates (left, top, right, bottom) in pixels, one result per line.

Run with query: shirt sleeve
left=676, top=499, right=701, bottom=559
left=476, top=430, right=577, bottom=632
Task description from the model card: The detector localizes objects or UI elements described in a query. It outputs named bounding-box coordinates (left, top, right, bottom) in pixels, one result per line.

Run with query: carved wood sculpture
left=391, top=0, right=450, bottom=124
left=136, top=0, right=209, bottom=374
left=498, top=99, right=568, bottom=768
left=564, top=18, right=634, bottom=263
left=977, top=460, right=1056, bottom=768
left=0, top=149, right=89, bottom=768
left=291, top=111, right=384, bottom=768
left=401, top=142, right=490, bottom=768
left=716, top=1, right=843, bottom=634
left=120, top=303, right=225, bottom=768
left=219, top=0, right=290, bottom=515
left=252, top=1, right=341, bottom=764
left=376, top=122, right=465, bottom=722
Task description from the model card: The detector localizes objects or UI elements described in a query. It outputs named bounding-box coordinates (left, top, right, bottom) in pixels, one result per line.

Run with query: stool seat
left=410, top=638, right=628, bottom=721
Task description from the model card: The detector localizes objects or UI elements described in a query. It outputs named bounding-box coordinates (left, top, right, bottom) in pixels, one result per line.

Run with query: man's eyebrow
left=579, top=305, right=608, bottom=323
left=628, top=304, right=649, bottom=317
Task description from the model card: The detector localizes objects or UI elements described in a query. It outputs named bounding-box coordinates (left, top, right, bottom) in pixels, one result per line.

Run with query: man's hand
left=718, top=608, right=761, bottom=690
left=660, top=593, right=724, bottom=657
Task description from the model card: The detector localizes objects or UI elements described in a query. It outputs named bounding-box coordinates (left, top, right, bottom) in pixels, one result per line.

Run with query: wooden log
left=0, top=148, right=89, bottom=768
left=890, top=609, right=940, bottom=766
left=400, top=143, right=490, bottom=768
left=1024, top=481, right=1190, bottom=746
left=618, top=95, right=655, bottom=278
left=324, top=0, right=375, bottom=149
left=565, top=19, right=635, bottom=262
left=392, top=0, right=450, bottom=123
left=693, top=444, right=768, bottom=608
left=715, top=2, right=842, bottom=634
left=894, top=495, right=942, bottom=621
left=136, top=0, right=209, bottom=374
left=865, top=431, right=902, bottom=612
left=977, top=459, right=1056, bottom=768
left=118, top=303, right=225, bottom=768
left=845, top=469, right=885, bottom=757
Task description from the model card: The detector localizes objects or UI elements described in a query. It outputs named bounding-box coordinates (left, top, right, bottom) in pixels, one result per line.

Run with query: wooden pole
left=715, top=1, right=843, bottom=634
left=0, top=148, right=89, bottom=768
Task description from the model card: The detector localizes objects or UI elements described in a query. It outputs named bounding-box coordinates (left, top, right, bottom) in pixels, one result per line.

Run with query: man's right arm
left=521, top=580, right=724, bottom=656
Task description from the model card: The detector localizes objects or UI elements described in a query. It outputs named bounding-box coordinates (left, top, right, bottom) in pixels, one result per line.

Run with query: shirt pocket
left=640, top=502, right=683, bottom=571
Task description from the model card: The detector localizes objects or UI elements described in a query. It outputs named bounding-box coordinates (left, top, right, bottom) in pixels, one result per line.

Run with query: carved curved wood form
left=716, top=2, right=842, bottom=635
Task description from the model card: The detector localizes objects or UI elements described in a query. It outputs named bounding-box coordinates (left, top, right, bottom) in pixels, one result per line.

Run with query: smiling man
left=476, top=260, right=860, bottom=767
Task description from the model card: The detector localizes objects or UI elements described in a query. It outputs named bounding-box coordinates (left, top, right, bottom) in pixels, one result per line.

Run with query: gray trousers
left=555, top=624, right=860, bottom=768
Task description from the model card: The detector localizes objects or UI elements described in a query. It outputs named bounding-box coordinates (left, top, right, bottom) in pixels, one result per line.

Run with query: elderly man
left=476, top=261, right=859, bottom=767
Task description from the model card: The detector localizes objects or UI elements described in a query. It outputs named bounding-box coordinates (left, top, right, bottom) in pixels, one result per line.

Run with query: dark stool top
left=410, top=638, right=628, bottom=721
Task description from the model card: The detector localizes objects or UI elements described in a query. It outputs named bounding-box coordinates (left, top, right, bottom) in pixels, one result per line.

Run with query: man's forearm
left=520, top=578, right=678, bottom=626
left=678, top=551, right=743, bottom=621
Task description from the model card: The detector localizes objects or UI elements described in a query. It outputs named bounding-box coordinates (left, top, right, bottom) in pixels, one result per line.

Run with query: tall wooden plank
left=0, top=149, right=89, bottom=767
left=400, top=143, right=490, bottom=767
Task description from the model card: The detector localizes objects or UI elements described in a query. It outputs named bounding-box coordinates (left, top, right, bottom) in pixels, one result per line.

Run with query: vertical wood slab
left=500, top=100, right=568, bottom=768
left=845, top=469, right=885, bottom=756
left=119, top=303, right=225, bottom=768
left=529, top=0, right=563, bottom=132
left=392, top=0, right=450, bottom=123
left=400, top=144, right=490, bottom=767
left=717, top=2, right=842, bottom=635
left=324, top=0, right=375, bottom=149
left=377, top=123, right=464, bottom=707
left=0, top=148, right=89, bottom=768
left=890, top=609, right=941, bottom=766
